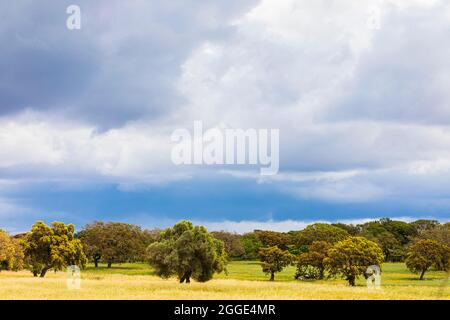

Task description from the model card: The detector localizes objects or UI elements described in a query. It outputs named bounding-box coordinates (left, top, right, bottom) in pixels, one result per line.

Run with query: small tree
left=259, top=246, right=295, bottom=281
left=295, top=241, right=331, bottom=280
left=405, top=239, right=450, bottom=280
left=23, top=221, right=87, bottom=277
left=325, top=237, right=384, bottom=286
left=0, top=230, right=24, bottom=271
left=147, top=221, right=227, bottom=283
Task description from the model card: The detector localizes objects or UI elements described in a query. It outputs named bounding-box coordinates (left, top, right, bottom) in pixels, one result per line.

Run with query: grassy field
left=0, top=262, right=449, bottom=300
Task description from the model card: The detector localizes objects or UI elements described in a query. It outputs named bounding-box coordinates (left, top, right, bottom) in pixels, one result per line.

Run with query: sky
left=1, top=0, right=450, bottom=233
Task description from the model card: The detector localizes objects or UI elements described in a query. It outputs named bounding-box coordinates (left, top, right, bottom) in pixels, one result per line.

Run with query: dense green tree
left=211, top=231, right=245, bottom=259
left=23, top=221, right=87, bottom=277
left=295, top=241, right=331, bottom=280
left=0, top=230, right=24, bottom=271
left=240, top=232, right=263, bottom=260
left=325, top=237, right=384, bottom=286
left=259, top=246, right=295, bottom=281
left=147, top=221, right=227, bottom=283
left=294, top=223, right=350, bottom=248
left=78, top=221, right=147, bottom=267
left=405, top=239, right=450, bottom=280
left=379, top=219, right=416, bottom=245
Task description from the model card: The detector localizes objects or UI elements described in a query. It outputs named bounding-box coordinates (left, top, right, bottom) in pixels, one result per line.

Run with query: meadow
left=0, top=261, right=449, bottom=300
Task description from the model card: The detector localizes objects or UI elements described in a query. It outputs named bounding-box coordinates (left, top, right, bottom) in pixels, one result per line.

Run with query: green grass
left=85, top=261, right=449, bottom=287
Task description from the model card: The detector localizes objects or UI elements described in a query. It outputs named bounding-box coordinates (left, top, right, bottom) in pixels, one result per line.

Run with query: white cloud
left=195, top=216, right=425, bottom=233
left=2, top=0, right=450, bottom=209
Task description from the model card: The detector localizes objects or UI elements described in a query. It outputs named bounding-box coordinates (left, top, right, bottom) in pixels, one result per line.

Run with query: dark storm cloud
left=0, top=0, right=259, bottom=128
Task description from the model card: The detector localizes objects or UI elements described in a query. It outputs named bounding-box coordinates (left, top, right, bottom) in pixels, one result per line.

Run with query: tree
left=23, top=221, right=87, bottom=277
left=295, top=241, right=331, bottom=280
left=405, top=239, right=450, bottom=280
left=255, top=230, right=290, bottom=250
left=419, top=224, right=450, bottom=246
left=211, top=231, right=245, bottom=259
left=331, top=223, right=359, bottom=236
left=325, top=237, right=384, bottom=286
left=410, top=220, right=440, bottom=236
left=0, top=230, right=24, bottom=271
left=293, top=223, right=349, bottom=248
left=379, top=219, right=416, bottom=246
left=359, top=219, right=415, bottom=262
left=364, top=231, right=402, bottom=262
left=147, top=221, right=227, bottom=283
left=259, top=246, right=295, bottom=281
left=241, top=232, right=263, bottom=260
left=78, top=221, right=147, bottom=267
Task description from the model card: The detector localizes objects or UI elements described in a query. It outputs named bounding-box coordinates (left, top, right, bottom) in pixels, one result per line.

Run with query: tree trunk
left=180, top=271, right=191, bottom=283
left=319, top=267, right=324, bottom=280
left=107, top=261, right=112, bottom=268
left=270, top=272, right=275, bottom=281
left=40, top=267, right=49, bottom=278
left=33, top=271, right=38, bottom=277
left=347, top=275, right=356, bottom=286
left=419, top=269, right=427, bottom=280
left=94, top=259, right=99, bottom=268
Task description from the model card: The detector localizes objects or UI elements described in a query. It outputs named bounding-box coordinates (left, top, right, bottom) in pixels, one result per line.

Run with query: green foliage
left=293, top=223, right=350, bottom=248
left=295, top=265, right=321, bottom=280
left=325, top=237, right=384, bottom=286
left=0, top=230, right=24, bottom=271
left=295, top=241, right=331, bottom=280
left=331, top=223, right=359, bottom=236
left=255, top=230, right=290, bottom=250
left=360, top=219, right=416, bottom=262
left=78, top=221, right=149, bottom=267
left=240, top=232, right=263, bottom=260
left=212, top=231, right=245, bottom=259
left=419, top=224, right=450, bottom=246
left=259, top=246, right=295, bottom=281
left=409, top=219, right=440, bottom=236
left=23, top=221, right=87, bottom=277
left=405, top=239, right=450, bottom=280
left=147, top=221, right=227, bottom=283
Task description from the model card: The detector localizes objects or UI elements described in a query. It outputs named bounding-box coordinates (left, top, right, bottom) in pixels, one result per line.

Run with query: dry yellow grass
left=0, top=270, right=448, bottom=300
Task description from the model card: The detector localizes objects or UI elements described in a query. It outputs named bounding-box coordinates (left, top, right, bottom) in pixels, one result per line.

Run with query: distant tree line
left=1, top=218, right=449, bottom=285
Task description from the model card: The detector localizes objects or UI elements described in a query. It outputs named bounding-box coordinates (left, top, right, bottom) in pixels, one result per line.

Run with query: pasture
left=0, top=262, right=448, bottom=300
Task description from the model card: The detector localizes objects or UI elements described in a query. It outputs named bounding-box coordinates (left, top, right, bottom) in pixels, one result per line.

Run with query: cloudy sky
left=1, top=0, right=450, bottom=233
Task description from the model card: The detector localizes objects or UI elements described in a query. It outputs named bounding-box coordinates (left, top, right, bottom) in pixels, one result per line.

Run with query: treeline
left=1, top=218, right=449, bottom=285
left=214, top=219, right=450, bottom=262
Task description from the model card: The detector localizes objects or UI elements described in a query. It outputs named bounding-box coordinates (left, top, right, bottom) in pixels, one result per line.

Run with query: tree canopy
left=295, top=241, right=331, bottom=280
left=405, top=239, right=450, bottom=280
left=0, top=230, right=24, bottom=272
left=78, top=221, right=148, bottom=267
left=259, top=246, right=295, bottom=281
left=23, top=221, right=87, bottom=277
left=325, top=237, right=384, bottom=286
left=147, top=221, right=227, bottom=283
left=294, top=223, right=350, bottom=248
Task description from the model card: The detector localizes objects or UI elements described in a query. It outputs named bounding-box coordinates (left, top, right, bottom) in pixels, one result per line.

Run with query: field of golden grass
left=0, top=262, right=448, bottom=300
